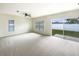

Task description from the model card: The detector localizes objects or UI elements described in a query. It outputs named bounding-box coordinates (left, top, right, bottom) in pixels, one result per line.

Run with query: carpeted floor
left=0, top=33, right=79, bottom=56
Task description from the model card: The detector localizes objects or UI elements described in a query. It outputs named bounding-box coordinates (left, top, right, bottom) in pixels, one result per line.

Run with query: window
left=36, top=22, right=40, bottom=31
left=35, top=21, right=44, bottom=32
left=8, top=20, right=14, bottom=32
left=39, top=21, right=44, bottom=32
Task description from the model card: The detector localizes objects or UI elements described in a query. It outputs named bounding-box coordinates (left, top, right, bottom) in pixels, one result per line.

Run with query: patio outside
left=52, top=17, right=79, bottom=38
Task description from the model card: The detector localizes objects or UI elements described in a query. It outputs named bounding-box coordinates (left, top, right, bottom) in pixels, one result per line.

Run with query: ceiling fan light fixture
left=16, top=10, right=31, bottom=17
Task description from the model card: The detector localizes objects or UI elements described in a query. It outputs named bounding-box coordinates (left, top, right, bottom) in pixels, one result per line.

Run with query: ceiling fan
left=17, top=10, right=31, bottom=17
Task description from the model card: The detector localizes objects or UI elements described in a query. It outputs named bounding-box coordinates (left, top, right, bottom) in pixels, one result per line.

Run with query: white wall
left=32, top=9, right=79, bottom=36
left=0, top=13, right=32, bottom=37
left=46, top=9, right=79, bottom=19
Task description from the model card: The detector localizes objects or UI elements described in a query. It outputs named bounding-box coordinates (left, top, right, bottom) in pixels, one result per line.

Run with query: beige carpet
left=0, top=33, right=79, bottom=56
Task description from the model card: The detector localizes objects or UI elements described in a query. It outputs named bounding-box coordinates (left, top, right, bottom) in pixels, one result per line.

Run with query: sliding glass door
left=52, top=17, right=79, bottom=38
left=52, top=18, right=66, bottom=38
left=64, top=18, right=79, bottom=38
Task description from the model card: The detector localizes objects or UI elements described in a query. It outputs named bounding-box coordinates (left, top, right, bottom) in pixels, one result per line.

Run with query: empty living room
left=0, top=0, right=79, bottom=58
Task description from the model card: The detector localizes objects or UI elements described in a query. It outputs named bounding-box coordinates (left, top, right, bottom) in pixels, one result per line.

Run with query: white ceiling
left=0, top=3, right=79, bottom=18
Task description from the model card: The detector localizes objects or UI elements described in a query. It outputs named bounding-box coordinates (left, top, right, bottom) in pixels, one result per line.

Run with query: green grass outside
left=52, top=29, right=79, bottom=38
